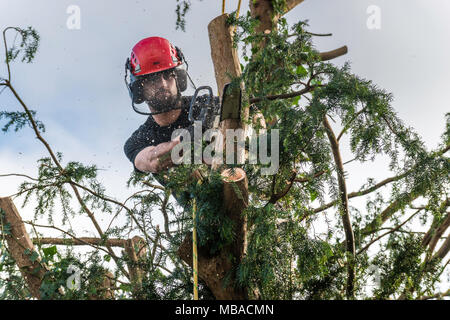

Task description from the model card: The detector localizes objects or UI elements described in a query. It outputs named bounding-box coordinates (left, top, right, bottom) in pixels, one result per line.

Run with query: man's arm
left=134, top=138, right=180, bottom=173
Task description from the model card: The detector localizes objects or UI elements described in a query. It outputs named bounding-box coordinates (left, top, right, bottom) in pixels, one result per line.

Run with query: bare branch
left=0, top=173, right=38, bottom=181
left=319, top=46, right=348, bottom=62
left=249, top=85, right=318, bottom=104
left=25, top=221, right=113, bottom=256
left=323, top=115, right=355, bottom=298
left=32, top=236, right=127, bottom=248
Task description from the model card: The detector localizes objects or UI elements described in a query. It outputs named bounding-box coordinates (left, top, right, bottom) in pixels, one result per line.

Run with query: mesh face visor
left=125, top=63, right=193, bottom=116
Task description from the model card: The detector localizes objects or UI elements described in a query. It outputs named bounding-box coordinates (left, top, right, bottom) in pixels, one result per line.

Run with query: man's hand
left=134, top=137, right=181, bottom=173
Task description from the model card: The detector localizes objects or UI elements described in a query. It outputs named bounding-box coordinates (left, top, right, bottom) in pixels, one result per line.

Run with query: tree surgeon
left=123, top=36, right=218, bottom=188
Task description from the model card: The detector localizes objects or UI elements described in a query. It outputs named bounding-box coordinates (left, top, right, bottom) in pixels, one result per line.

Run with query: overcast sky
left=0, top=1, right=449, bottom=289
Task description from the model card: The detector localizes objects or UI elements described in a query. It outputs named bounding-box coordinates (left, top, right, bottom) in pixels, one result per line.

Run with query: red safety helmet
left=124, top=37, right=188, bottom=111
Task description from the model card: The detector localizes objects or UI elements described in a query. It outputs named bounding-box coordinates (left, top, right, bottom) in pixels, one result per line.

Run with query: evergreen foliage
left=0, top=3, right=449, bottom=300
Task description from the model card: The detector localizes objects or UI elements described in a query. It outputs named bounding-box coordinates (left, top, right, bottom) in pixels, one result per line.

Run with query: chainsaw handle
left=188, top=86, right=213, bottom=123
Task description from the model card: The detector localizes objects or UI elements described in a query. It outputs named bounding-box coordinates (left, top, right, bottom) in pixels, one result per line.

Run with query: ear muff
left=174, top=68, right=187, bottom=92
left=173, top=46, right=188, bottom=92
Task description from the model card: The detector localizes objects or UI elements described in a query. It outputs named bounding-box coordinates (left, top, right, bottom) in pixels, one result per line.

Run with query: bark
left=87, top=271, right=115, bottom=300
left=422, top=198, right=450, bottom=250
left=208, top=14, right=247, bottom=169
left=123, top=236, right=147, bottom=288
left=319, top=46, right=348, bottom=61
left=434, top=236, right=450, bottom=261
left=322, top=117, right=356, bottom=299
left=0, top=197, right=47, bottom=299
left=208, top=14, right=242, bottom=98
left=250, top=0, right=347, bottom=62
left=32, top=237, right=128, bottom=247
left=427, top=212, right=450, bottom=254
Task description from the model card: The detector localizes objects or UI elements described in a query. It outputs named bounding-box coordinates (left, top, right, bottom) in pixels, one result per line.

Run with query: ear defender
left=174, top=68, right=187, bottom=92
left=174, top=46, right=188, bottom=92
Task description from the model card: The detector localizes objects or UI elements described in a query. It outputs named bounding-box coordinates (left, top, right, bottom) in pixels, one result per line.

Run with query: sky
left=0, top=0, right=449, bottom=293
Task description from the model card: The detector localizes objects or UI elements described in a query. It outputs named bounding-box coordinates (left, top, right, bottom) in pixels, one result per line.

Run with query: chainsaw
left=186, top=82, right=242, bottom=133
left=178, top=83, right=242, bottom=163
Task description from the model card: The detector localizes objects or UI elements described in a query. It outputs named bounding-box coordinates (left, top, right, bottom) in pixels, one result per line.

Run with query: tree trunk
left=178, top=168, right=248, bottom=299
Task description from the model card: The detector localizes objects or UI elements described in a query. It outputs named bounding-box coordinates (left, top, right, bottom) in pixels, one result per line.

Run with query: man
left=123, top=36, right=217, bottom=180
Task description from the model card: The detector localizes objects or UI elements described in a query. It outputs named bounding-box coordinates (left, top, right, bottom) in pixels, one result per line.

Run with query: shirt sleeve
left=123, top=121, right=153, bottom=174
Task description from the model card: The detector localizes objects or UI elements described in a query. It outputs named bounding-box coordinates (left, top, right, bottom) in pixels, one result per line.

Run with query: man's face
left=142, top=69, right=179, bottom=112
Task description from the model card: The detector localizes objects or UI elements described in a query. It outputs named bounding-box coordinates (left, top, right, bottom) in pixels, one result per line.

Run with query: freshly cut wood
left=208, top=14, right=248, bottom=170
left=221, top=168, right=248, bottom=261
left=0, top=197, right=47, bottom=299
left=208, top=14, right=242, bottom=97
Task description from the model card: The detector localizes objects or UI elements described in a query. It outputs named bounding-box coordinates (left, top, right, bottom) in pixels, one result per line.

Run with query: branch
left=294, top=170, right=326, bottom=183
left=160, top=191, right=173, bottom=240
left=3, top=84, right=120, bottom=263
left=422, top=198, right=450, bottom=252
left=306, top=32, right=332, bottom=37
left=433, top=235, right=450, bottom=261
left=67, top=180, right=154, bottom=247
left=323, top=116, right=355, bottom=298
left=0, top=173, right=39, bottom=181
left=357, top=209, right=421, bottom=255
left=319, top=46, right=348, bottom=62
left=2, top=27, right=18, bottom=82
left=337, top=105, right=368, bottom=141
left=141, top=180, right=165, bottom=191
left=32, top=237, right=128, bottom=248
left=417, top=289, right=450, bottom=300
left=361, top=191, right=420, bottom=237
left=249, top=85, right=317, bottom=104
left=268, top=170, right=298, bottom=204
left=284, top=0, right=305, bottom=14
left=314, top=171, right=409, bottom=216
left=24, top=221, right=113, bottom=256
